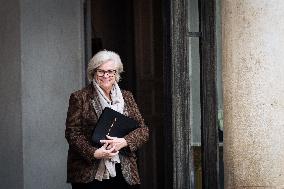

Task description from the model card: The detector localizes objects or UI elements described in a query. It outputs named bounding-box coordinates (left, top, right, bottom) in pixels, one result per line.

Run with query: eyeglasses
left=96, top=69, right=117, bottom=77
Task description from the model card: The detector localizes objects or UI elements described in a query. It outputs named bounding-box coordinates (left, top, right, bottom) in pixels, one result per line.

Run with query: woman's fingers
left=100, top=135, right=116, bottom=144
left=104, top=146, right=119, bottom=158
left=105, top=145, right=116, bottom=153
left=106, top=135, right=117, bottom=140
left=100, top=139, right=113, bottom=144
left=100, top=140, right=108, bottom=144
left=100, top=137, right=127, bottom=152
left=94, top=144, right=119, bottom=159
left=102, top=143, right=108, bottom=149
left=110, top=150, right=119, bottom=157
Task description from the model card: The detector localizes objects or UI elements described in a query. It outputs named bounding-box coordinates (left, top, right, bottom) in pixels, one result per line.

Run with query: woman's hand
left=94, top=143, right=119, bottom=159
left=100, top=136, right=128, bottom=152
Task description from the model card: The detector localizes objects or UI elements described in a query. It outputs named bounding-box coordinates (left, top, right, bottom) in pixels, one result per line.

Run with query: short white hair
left=87, top=50, right=123, bottom=82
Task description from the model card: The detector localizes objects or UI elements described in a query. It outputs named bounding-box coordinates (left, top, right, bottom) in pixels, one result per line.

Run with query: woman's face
left=95, top=60, right=117, bottom=93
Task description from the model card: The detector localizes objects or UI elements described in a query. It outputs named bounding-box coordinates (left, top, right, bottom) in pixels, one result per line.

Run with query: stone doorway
left=84, top=0, right=165, bottom=189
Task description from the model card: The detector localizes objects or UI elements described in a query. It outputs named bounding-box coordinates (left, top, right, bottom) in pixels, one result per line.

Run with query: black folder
left=91, top=107, right=139, bottom=147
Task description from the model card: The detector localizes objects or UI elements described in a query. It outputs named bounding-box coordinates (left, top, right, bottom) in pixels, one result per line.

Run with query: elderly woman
left=65, top=50, right=149, bottom=189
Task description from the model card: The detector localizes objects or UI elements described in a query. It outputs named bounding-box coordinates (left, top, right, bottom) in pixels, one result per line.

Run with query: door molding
left=164, top=0, right=193, bottom=188
left=199, top=0, right=220, bottom=188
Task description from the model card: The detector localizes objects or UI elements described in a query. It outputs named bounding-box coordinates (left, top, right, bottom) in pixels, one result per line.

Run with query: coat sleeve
left=124, top=92, right=149, bottom=152
left=65, top=92, right=97, bottom=163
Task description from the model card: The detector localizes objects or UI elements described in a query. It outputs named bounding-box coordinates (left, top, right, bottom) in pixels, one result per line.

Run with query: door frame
left=163, top=0, right=219, bottom=188
left=83, top=0, right=220, bottom=188
left=163, top=0, right=192, bottom=188
left=199, top=0, right=220, bottom=188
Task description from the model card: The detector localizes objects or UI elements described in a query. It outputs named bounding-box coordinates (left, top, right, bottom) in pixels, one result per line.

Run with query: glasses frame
left=95, top=69, right=117, bottom=77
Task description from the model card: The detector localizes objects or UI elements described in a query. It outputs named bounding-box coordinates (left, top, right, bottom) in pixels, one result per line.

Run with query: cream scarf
left=93, top=81, right=124, bottom=181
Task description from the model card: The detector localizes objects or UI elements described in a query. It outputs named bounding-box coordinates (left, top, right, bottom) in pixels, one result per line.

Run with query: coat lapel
left=121, top=91, right=128, bottom=116
left=86, top=83, right=103, bottom=118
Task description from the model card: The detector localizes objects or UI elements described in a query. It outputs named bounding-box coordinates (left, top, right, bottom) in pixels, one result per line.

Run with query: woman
left=65, top=50, right=149, bottom=189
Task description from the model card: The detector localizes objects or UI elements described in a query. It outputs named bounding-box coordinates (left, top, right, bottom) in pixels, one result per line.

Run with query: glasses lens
left=96, top=69, right=116, bottom=77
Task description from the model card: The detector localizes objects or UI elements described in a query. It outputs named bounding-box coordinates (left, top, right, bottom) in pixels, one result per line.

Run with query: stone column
left=222, top=1, right=284, bottom=188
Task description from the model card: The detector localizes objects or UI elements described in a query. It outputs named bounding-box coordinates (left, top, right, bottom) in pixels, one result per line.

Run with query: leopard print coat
left=65, top=84, right=149, bottom=185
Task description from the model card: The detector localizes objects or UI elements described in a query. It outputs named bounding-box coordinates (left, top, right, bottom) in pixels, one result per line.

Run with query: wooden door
left=133, top=0, right=165, bottom=189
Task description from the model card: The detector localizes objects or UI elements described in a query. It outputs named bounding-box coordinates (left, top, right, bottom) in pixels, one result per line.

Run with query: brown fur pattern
left=65, top=84, right=149, bottom=185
